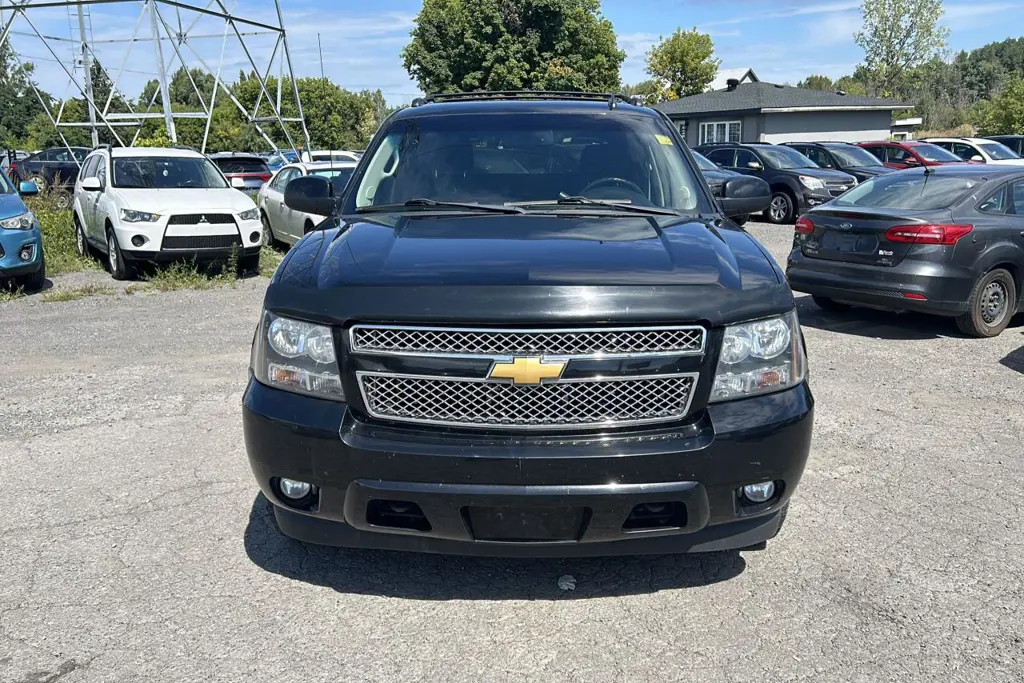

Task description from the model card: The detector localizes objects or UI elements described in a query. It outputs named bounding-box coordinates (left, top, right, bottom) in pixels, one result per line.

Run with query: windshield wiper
left=513, top=195, right=683, bottom=216
left=357, top=198, right=525, bottom=214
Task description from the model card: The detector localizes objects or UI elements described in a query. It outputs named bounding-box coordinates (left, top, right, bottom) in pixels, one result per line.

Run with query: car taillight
left=884, top=224, right=973, bottom=245
left=794, top=216, right=814, bottom=234
left=259, top=174, right=271, bottom=182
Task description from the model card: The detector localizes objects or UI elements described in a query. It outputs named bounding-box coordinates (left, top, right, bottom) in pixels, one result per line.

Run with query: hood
left=795, top=167, right=858, bottom=183
left=265, top=214, right=796, bottom=327
left=110, top=187, right=256, bottom=214
left=701, top=168, right=740, bottom=183
left=985, top=159, right=1024, bottom=166
left=0, top=192, right=29, bottom=221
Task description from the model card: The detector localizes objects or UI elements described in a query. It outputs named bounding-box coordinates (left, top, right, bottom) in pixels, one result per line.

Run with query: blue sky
left=3, top=0, right=1023, bottom=109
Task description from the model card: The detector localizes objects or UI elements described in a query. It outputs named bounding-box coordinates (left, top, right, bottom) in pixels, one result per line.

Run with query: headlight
left=0, top=211, right=34, bottom=230
left=121, top=209, right=160, bottom=223
left=251, top=312, right=344, bottom=401
left=238, top=208, right=259, bottom=222
left=798, top=176, right=825, bottom=191
left=711, top=310, right=807, bottom=402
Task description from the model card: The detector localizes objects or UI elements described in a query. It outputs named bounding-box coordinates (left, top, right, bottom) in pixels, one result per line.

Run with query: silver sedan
left=257, top=161, right=357, bottom=246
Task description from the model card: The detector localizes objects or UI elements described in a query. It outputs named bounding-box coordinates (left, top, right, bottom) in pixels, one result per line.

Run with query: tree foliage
left=854, top=0, right=949, bottom=97
left=401, top=0, right=625, bottom=93
left=644, top=28, right=719, bottom=100
left=0, top=42, right=49, bottom=148
left=973, top=79, right=1024, bottom=135
left=622, top=80, right=662, bottom=105
left=797, top=75, right=835, bottom=91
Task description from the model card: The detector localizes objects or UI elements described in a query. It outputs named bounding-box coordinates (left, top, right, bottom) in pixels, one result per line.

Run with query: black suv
left=697, top=142, right=858, bottom=224
left=985, top=135, right=1024, bottom=156
left=243, top=92, right=814, bottom=557
left=781, top=141, right=895, bottom=184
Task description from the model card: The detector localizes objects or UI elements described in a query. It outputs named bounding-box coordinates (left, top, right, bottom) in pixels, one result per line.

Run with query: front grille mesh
left=359, top=374, right=697, bottom=429
left=162, top=234, right=242, bottom=250
left=351, top=326, right=705, bottom=357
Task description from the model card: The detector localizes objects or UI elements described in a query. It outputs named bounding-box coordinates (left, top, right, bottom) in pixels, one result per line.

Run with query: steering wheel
left=580, top=176, right=645, bottom=196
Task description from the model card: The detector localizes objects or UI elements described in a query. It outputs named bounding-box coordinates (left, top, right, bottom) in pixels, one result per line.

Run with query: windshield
left=912, top=143, right=962, bottom=163
left=214, top=158, right=269, bottom=174
left=828, top=145, right=884, bottom=168
left=348, top=113, right=706, bottom=213
left=978, top=142, right=1019, bottom=160
left=691, top=150, right=720, bottom=172
left=310, top=167, right=354, bottom=184
left=113, top=157, right=229, bottom=189
left=757, top=146, right=819, bottom=169
left=833, top=172, right=983, bottom=210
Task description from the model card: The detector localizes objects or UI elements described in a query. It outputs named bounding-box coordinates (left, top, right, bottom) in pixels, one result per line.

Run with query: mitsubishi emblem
left=199, top=215, right=209, bottom=224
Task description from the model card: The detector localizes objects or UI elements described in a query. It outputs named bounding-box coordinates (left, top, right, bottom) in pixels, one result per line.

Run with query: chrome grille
left=826, top=182, right=853, bottom=197
left=357, top=372, right=698, bottom=429
left=350, top=325, right=706, bottom=358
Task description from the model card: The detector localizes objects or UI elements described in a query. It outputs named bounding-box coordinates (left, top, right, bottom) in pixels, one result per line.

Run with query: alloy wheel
left=108, top=233, right=118, bottom=272
left=770, top=196, right=788, bottom=222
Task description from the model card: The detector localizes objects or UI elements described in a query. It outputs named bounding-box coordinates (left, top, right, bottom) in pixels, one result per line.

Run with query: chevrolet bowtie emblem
left=488, top=357, right=566, bottom=385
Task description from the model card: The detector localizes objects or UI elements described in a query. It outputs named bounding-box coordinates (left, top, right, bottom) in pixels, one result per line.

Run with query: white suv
left=72, top=146, right=264, bottom=280
left=922, top=137, right=1024, bottom=166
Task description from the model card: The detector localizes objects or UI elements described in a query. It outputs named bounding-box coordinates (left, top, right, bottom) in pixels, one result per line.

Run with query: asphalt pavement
left=1, top=223, right=1022, bottom=682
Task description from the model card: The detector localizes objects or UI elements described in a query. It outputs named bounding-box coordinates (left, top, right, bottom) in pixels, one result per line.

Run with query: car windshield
left=691, top=150, right=720, bottom=172
left=828, top=145, right=884, bottom=167
left=978, top=142, right=1019, bottom=160
left=214, top=158, right=269, bottom=174
left=310, top=167, right=354, bottom=184
left=349, top=112, right=706, bottom=213
left=833, top=172, right=983, bottom=210
left=757, top=146, right=819, bottom=169
left=912, top=143, right=962, bottom=163
left=113, top=157, right=229, bottom=189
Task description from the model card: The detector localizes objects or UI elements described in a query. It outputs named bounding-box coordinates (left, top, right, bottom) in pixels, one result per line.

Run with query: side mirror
left=80, top=177, right=101, bottom=192
left=719, top=176, right=771, bottom=218
left=284, top=175, right=335, bottom=216
left=747, top=161, right=763, bottom=170
left=231, top=176, right=246, bottom=189
left=903, top=157, right=920, bottom=166
left=18, top=181, right=39, bottom=196
left=970, top=155, right=985, bottom=162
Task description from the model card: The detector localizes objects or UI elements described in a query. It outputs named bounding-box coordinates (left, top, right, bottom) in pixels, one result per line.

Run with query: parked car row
left=0, top=170, right=45, bottom=291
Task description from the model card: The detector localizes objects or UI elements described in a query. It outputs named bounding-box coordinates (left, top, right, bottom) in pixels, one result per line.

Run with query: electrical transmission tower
left=0, top=0, right=312, bottom=154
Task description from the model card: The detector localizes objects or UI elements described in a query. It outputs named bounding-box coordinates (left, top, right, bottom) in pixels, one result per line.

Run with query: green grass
left=25, top=192, right=97, bottom=277
left=41, top=284, right=117, bottom=303
left=0, top=285, right=26, bottom=303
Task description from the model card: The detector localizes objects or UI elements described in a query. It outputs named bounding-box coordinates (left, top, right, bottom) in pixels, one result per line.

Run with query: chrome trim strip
left=355, top=370, right=700, bottom=431
left=348, top=324, right=707, bottom=360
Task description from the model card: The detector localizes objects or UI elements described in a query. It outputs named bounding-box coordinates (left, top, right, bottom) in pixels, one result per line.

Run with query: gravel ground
left=1, top=222, right=1022, bottom=683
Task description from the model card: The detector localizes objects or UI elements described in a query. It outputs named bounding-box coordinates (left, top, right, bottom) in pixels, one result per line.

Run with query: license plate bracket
left=463, top=505, right=589, bottom=542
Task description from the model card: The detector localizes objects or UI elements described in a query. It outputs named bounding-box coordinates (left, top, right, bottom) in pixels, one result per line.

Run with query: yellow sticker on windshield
left=655, top=135, right=674, bottom=146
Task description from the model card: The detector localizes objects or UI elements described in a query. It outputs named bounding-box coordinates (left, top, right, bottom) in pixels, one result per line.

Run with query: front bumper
left=798, top=189, right=833, bottom=210
left=112, top=217, right=263, bottom=260
left=0, top=226, right=43, bottom=276
left=787, top=248, right=974, bottom=315
left=243, top=380, right=814, bottom=557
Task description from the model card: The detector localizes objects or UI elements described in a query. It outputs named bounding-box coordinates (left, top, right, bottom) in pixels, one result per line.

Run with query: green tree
left=0, top=42, right=49, bottom=147
left=401, top=0, right=625, bottom=93
left=834, top=75, right=869, bottom=96
left=854, top=0, right=949, bottom=98
left=797, top=74, right=835, bottom=91
left=622, top=79, right=662, bottom=105
left=644, top=28, right=719, bottom=100
left=973, top=79, right=1024, bottom=135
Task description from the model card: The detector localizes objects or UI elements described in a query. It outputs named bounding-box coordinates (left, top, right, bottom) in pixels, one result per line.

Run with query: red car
left=857, top=140, right=971, bottom=169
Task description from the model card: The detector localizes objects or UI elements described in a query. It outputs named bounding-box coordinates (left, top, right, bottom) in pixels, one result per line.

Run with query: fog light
left=249, top=231, right=261, bottom=243
left=131, top=235, right=145, bottom=247
left=19, top=245, right=34, bottom=261
left=278, top=478, right=312, bottom=500
left=741, top=481, right=776, bottom=503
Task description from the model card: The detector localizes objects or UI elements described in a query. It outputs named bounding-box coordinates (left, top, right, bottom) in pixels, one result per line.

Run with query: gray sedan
left=257, top=161, right=357, bottom=246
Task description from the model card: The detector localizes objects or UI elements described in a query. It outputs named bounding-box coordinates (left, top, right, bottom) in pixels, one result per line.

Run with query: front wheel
left=956, top=268, right=1017, bottom=338
left=106, top=228, right=136, bottom=281
left=765, top=192, right=795, bottom=224
left=17, top=254, right=46, bottom=291
left=237, top=253, right=260, bottom=276
left=74, top=215, right=89, bottom=258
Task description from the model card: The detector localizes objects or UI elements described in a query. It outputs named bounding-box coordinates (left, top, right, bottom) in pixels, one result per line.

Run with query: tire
left=74, top=214, right=89, bottom=258
left=303, top=220, right=314, bottom=236
left=237, top=253, right=260, bottom=276
left=17, top=254, right=46, bottom=291
left=956, top=268, right=1017, bottom=338
left=765, top=191, right=795, bottom=224
left=26, top=174, right=46, bottom=191
left=106, top=227, right=136, bottom=281
left=53, top=191, right=71, bottom=212
left=261, top=212, right=277, bottom=247
left=812, top=295, right=852, bottom=312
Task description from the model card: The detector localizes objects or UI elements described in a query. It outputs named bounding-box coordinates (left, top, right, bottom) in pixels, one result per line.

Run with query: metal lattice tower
left=0, top=0, right=312, bottom=153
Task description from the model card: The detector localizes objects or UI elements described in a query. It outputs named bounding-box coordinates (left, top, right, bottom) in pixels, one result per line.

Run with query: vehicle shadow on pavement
left=243, top=495, right=747, bottom=599
left=1000, top=338, right=1024, bottom=375
left=794, top=294, right=1024, bottom=340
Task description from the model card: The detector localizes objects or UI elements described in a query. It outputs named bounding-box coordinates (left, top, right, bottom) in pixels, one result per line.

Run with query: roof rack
left=412, top=90, right=643, bottom=109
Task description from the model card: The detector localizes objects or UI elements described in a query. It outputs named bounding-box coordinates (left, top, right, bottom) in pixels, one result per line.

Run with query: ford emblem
left=839, top=222, right=853, bottom=229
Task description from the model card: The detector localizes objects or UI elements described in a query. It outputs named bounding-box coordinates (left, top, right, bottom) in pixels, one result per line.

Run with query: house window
left=678, top=121, right=687, bottom=138
left=699, top=121, right=741, bottom=145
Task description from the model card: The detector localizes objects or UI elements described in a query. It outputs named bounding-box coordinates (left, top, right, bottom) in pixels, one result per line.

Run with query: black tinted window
left=214, top=158, right=270, bottom=174
left=705, top=149, right=734, bottom=166
left=113, top=157, right=228, bottom=189
left=835, top=173, right=984, bottom=210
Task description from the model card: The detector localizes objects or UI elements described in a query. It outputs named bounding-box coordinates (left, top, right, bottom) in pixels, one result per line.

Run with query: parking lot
left=1, top=222, right=1022, bottom=682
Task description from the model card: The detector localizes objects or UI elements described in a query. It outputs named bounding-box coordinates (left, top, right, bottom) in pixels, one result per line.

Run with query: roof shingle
left=652, top=82, right=912, bottom=116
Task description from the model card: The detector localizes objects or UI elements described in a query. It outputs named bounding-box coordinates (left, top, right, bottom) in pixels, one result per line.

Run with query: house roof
left=653, top=81, right=913, bottom=117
